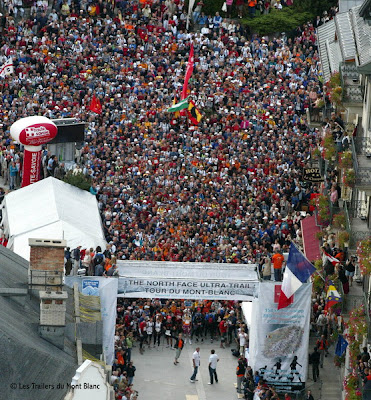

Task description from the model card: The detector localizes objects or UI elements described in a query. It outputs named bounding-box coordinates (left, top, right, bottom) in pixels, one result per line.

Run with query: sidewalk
left=307, top=281, right=364, bottom=400
left=307, top=333, right=342, bottom=400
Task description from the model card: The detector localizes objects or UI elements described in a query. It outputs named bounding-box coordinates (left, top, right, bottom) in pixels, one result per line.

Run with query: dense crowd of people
left=0, top=0, right=349, bottom=398
left=0, top=0, right=336, bottom=267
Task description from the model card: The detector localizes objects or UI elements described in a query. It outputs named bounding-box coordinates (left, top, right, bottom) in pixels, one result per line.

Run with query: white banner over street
left=117, top=260, right=259, bottom=300
left=249, top=282, right=312, bottom=393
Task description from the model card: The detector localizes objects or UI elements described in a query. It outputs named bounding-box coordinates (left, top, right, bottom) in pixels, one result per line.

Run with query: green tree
left=63, top=171, right=92, bottom=191
left=243, top=8, right=313, bottom=36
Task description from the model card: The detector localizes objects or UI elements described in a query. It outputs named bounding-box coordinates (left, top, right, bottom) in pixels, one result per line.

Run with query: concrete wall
left=64, top=360, right=113, bottom=400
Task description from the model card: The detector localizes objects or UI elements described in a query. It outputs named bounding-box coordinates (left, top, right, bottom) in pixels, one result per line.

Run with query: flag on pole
left=324, top=251, right=340, bottom=267
left=171, top=96, right=181, bottom=118
left=167, top=96, right=190, bottom=112
left=181, top=43, right=194, bottom=100
left=89, top=94, right=102, bottom=114
left=278, top=242, right=316, bottom=309
left=324, top=280, right=341, bottom=310
left=0, top=57, right=13, bottom=78
left=335, top=334, right=348, bottom=356
left=187, top=100, right=202, bottom=125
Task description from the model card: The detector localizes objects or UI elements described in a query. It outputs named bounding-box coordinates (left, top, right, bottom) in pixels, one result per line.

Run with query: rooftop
left=0, top=245, right=77, bottom=400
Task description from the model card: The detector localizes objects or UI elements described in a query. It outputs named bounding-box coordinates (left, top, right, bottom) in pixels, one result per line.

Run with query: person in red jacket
left=219, top=318, right=227, bottom=348
left=139, top=318, right=147, bottom=354
left=316, top=335, right=329, bottom=368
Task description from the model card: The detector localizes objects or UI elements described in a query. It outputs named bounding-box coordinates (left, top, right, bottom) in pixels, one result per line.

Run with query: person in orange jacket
left=272, top=251, right=285, bottom=281
left=248, top=0, right=257, bottom=17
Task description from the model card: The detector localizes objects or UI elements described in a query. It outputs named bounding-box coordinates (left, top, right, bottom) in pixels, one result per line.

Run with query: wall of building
left=64, top=360, right=113, bottom=400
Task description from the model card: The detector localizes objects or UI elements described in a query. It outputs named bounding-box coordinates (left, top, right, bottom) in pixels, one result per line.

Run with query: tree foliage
left=63, top=171, right=92, bottom=191
left=186, top=0, right=337, bottom=35
left=242, top=8, right=314, bottom=36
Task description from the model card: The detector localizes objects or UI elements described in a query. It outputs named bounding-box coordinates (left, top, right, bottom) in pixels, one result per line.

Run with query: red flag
left=181, top=43, right=194, bottom=100
left=324, top=251, right=340, bottom=267
left=89, top=94, right=102, bottom=114
left=277, top=290, right=294, bottom=310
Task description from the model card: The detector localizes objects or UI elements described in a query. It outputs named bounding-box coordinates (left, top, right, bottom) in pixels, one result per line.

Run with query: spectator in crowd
left=316, top=334, right=329, bottom=368
left=272, top=251, right=285, bottom=282
left=0, top=1, right=322, bottom=267
left=9, top=161, right=17, bottom=190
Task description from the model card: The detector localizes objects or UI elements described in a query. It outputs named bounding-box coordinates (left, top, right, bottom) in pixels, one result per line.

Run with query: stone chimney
left=28, top=238, right=66, bottom=292
left=39, top=290, right=68, bottom=349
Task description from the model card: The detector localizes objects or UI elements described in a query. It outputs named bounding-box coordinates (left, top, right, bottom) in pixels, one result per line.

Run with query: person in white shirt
left=238, top=329, right=248, bottom=356
left=190, top=347, right=200, bottom=382
left=154, top=316, right=162, bottom=347
left=208, top=349, right=219, bottom=384
left=146, top=317, right=154, bottom=348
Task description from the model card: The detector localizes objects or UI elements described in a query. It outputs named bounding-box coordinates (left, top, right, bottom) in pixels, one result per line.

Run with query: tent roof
left=4, top=177, right=106, bottom=260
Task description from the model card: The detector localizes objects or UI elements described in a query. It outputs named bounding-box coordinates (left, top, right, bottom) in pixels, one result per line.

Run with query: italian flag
left=167, top=96, right=190, bottom=113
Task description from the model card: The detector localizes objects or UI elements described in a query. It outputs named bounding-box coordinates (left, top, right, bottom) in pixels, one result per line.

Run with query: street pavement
left=131, top=339, right=240, bottom=400
left=306, top=335, right=343, bottom=400
left=131, top=333, right=347, bottom=400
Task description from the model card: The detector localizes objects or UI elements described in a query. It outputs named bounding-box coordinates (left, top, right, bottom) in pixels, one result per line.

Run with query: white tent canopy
left=241, top=301, right=253, bottom=329
left=3, top=177, right=106, bottom=260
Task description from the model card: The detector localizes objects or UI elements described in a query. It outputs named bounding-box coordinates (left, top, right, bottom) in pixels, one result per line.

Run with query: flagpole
left=290, top=241, right=325, bottom=282
left=314, top=270, right=325, bottom=282
left=290, top=241, right=313, bottom=264
left=186, top=0, right=196, bottom=31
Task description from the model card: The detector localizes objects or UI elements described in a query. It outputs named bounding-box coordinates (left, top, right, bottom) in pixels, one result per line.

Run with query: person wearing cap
left=227, top=310, right=237, bottom=346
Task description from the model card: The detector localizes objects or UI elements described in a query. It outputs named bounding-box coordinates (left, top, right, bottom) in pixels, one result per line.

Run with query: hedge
left=189, top=0, right=336, bottom=18
left=242, top=8, right=314, bottom=36
left=187, top=0, right=337, bottom=35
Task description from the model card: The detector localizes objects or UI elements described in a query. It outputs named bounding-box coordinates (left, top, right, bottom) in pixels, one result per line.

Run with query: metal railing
left=364, top=289, right=371, bottom=342
left=340, top=62, right=364, bottom=104
left=323, top=103, right=335, bottom=121
left=356, top=167, right=371, bottom=188
left=344, top=201, right=352, bottom=232
left=355, top=137, right=371, bottom=156
left=350, top=136, right=360, bottom=173
left=348, top=199, right=368, bottom=219
left=28, top=270, right=64, bottom=292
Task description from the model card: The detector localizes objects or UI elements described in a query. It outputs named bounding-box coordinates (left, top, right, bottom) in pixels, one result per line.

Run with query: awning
left=301, top=215, right=321, bottom=261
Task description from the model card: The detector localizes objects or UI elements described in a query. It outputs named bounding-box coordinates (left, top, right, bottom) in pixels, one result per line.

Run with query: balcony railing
left=350, top=137, right=371, bottom=188
left=355, top=137, right=371, bottom=156
left=344, top=201, right=352, bottom=232
left=349, top=199, right=369, bottom=219
left=356, top=167, right=371, bottom=188
left=340, top=62, right=364, bottom=103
